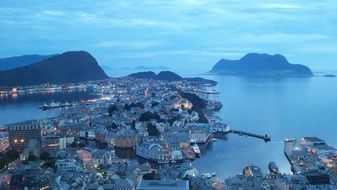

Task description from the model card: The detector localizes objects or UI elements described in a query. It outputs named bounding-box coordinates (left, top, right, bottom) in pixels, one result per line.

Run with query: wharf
left=228, top=129, right=271, bottom=142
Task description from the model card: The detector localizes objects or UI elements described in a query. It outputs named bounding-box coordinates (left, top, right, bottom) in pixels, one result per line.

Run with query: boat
left=38, top=101, right=74, bottom=110
left=211, top=138, right=218, bottom=142
left=157, top=160, right=170, bottom=164
left=192, top=143, right=201, bottom=155
left=268, top=161, right=279, bottom=174
left=39, top=101, right=61, bottom=110
left=202, top=172, right=212, bottom=179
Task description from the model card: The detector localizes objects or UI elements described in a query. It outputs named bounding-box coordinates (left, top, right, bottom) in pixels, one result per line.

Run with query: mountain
left=0, top=51, right=109, bottom=87
left=211, top=53, right=313, bottom=77
left=156, top=71, right=183, bottom=81
left=128, top=71, right=157, bottom=79
left=0, top=54, right=58, bottom=71
left=128, top=71, right=217, bottom=85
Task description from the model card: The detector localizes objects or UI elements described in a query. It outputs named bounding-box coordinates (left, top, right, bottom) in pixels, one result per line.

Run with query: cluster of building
left=1, top=75, right=336, bottom=189
left=223, top=137, right=337, bottom=190
left=0, top=77, right=222, bottom=189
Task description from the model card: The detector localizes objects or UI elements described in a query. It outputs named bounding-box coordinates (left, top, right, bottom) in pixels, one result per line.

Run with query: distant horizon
left=2, top=51, right=337, bottom=78
left=1, top=0, right=337, bottom=72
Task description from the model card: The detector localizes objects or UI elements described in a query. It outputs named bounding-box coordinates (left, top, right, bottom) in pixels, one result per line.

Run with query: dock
left=228, top=129, right=271, bottom=142
left=212, top=125, right=271, bottom=142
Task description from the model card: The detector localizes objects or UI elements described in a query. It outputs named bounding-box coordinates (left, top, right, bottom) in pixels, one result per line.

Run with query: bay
left=0, top=91, right=97, bottom=125
left=1, top=74, right=337, bottom=179
left=192, top=75, right=337, bottom=178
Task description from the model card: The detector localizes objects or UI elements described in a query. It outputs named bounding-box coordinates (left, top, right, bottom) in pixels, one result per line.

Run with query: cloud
left=295, top=43, right=337, bottom=54
left=239, top=33, right=331, bottom=43
left=1, top=0, right=337, bottom=69
left=259, top=3, right=300, bottom=9
left=94, top=40, right=166, bottom=49
left=42, top=10, right=64, bottom=16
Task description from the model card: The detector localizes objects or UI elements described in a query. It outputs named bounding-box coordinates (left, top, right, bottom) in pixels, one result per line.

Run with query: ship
left=268, top=161, right=279, bottom=174
left=192, top=143, right=201, bottom=156
left=38, top=101, right=74, bottom=110
left=39, top=101, right=61, bottom=110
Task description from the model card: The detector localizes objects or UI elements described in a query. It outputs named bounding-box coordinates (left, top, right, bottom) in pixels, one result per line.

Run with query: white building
left=187, top=124, right=211, bottom=143
left=55, top=159, right=83, bottom=172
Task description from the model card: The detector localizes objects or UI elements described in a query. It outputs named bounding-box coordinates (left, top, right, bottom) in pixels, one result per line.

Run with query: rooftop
left=137, top=180, right=189, bottom=190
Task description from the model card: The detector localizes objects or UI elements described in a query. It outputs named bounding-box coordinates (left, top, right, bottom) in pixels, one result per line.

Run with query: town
left=0, top=76, right=337, bottom=190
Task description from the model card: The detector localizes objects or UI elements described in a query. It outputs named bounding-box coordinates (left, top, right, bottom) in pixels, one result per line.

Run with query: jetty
left=212, top=125, right=271, bottom=142
left=229, top=129, right=271, bottom=142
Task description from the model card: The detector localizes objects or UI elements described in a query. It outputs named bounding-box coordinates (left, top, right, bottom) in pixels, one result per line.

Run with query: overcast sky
left=1, top=0, right=337, bottom=74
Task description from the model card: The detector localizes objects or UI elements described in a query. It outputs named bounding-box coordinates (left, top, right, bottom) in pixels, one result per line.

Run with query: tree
left=78, top=142, right=86, bottom=148
left=124, top=102, right=144, bottom=110
left=130, top=120, right=136, bottom=131
left=108, top=104, right=118, bottom=116
left=6, top=149, right=19, bottom=161
left=143, top=171, right=157, bottom=180
left=151, top=101, right=159, bottom=107
left=168, top=115, right=181, bottom=126
left=43, top=159, right=56, bottom=169
left=107, top=122, right=118, bottom=130
left=40, top=152, right=52, bottom=161
left=140, top=111, right=160, bottom=122
left=28, top=154, right=38, bottom=161
left=147, top=123, right=161, bottom=137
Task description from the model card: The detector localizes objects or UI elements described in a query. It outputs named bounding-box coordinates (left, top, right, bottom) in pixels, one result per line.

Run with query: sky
left=1, top=0, right=337, bottom=74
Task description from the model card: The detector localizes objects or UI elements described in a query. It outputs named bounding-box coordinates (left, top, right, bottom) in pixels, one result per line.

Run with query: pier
left=228, top=129, right=271, bottom=142
left=212, top=125, right=271, bottom=142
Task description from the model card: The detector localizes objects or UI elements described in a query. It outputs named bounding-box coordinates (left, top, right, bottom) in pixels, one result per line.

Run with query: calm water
left=1, top=75, right=337, bottom=179
left=0, top=91, right=97, bottom=125
left=192, top=75, right=337, bottom=178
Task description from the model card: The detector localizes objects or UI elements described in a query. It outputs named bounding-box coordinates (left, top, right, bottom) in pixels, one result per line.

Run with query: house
left=137, top=179, right=189, bottom=190
left=23, top=139, right=40, bottom=158
left=92, top=149, right=115, bottom=167
left=55, top=159, right=84, bottom=172
left=187, top=124, right=211, bottom=143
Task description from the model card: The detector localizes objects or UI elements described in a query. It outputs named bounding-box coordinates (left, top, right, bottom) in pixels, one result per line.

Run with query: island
left=0, top=54, right=58, bottom=71
left=128, top=71, right=217, bottom=85
left=0, top=51, right=109, bottom=87
left=323, top=74, right=336, bottom=77
left=211, top=53, right=313, bottom=77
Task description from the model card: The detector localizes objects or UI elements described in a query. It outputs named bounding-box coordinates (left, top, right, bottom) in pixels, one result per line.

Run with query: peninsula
left=0, top=51, right=109, bottom=87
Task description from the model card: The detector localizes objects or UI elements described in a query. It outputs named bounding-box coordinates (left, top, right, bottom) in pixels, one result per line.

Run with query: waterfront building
left=137, top=179, right=189, bottom=190
left=136, top=136, right=171, bottom=162
left=243, top=165, right=263, bottom=178
left=187, top=123, right=211, bottom=143
left=7, top=120, right=41, bottom=151
left=284, top=138, right=296, bottom=156
left=301, top=137, right=337, bottom=156
left=163, top=129, right=190, bottom=150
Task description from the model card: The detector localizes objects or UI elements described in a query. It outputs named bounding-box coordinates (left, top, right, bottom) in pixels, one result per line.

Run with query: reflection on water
left=0, top=91, right=98, bottom=125
left=192, top=75, right=337, bottom=178
left=1, top=75, right=337, bottom=179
